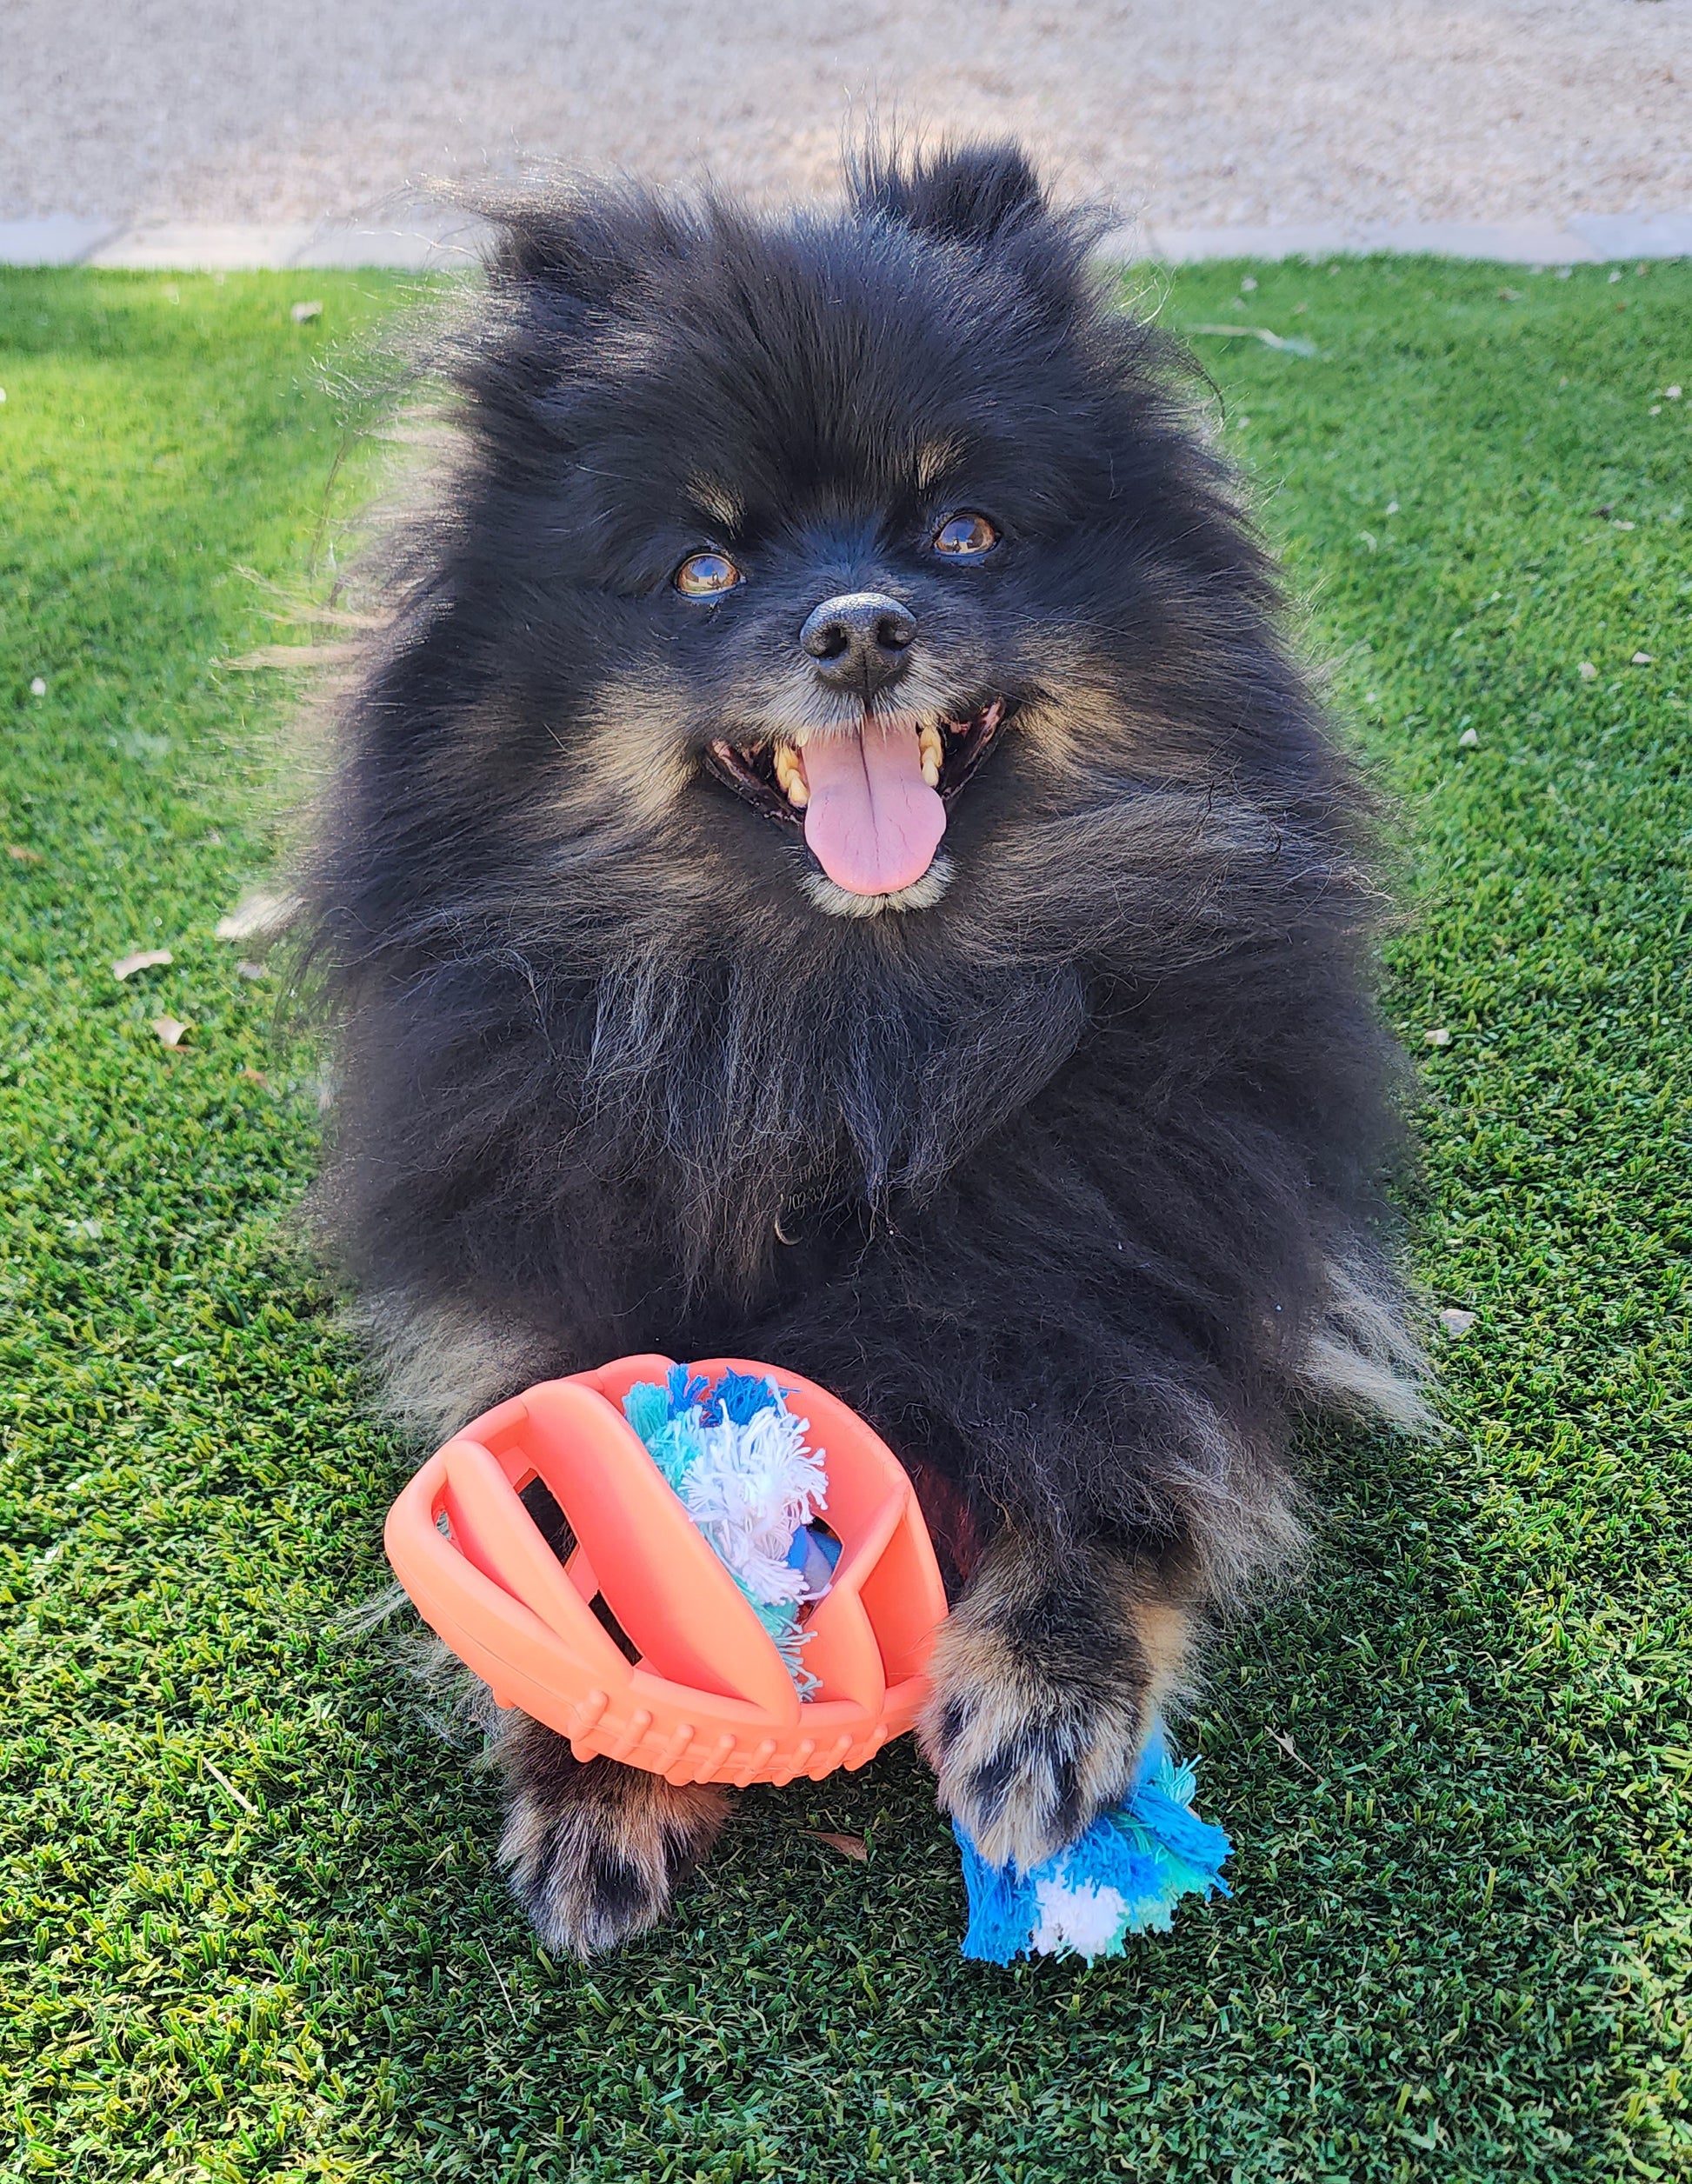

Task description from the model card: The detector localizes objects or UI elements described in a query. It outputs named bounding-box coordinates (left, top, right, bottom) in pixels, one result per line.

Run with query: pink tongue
left=801, top=719, right=947, bottom=896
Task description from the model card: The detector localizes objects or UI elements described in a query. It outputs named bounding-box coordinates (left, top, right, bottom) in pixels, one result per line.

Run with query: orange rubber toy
left=384, top=1355, right=949, bottom=1788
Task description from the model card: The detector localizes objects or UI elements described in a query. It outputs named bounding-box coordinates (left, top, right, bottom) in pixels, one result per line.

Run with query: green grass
left=0, top=256, right=1687, bottom=2182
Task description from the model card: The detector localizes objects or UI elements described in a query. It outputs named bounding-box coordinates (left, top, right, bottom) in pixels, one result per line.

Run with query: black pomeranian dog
left=306, top=142, right=1426, bottom=1957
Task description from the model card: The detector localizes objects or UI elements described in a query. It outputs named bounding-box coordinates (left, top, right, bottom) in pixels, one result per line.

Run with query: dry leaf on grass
left=6, top=843, right=43, bottom=863
left=806, top=1831, right=869, bottom=1862
left=234, top=959, right=268, bottom=982
left=1268, top=1728, right=1320, bottom=1778
left=1424, top=1028, right=1451, bottom=1047
left=239, top=1068, right=269, bottom=1086
left=113, top=948, right=174, bottom=980
left=290, top=300, right=323, bottom=324
left=1439, top=1308, right=1478, bottom=1338
left=151, top=1016, right=191, bottom=1049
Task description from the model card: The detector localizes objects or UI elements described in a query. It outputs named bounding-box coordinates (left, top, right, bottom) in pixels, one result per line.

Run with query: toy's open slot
left=516, top=1470, right=573, bottom=1562
left=516, top=1469, right=641, bottom=1665
left=791, top=1517, right=843, bottom=1621
left=420, top=1433, right=636, bottom=1701
left=485, top=1382, right=803, bottom=1720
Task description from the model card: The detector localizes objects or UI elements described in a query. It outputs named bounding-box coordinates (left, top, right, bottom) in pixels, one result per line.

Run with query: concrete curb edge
left=2, top=210, right=1690, bottom=271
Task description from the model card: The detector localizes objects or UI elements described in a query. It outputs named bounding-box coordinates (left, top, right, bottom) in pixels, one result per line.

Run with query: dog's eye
left=674, top=550, right=743, bottom=597
left=931, top=512, right=999, bottom=558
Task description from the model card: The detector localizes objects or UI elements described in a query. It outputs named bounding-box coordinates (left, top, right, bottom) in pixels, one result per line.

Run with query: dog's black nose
left=800, top=591, right=916, bottom=696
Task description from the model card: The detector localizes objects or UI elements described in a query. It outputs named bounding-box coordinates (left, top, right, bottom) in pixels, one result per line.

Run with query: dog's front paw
left=921, top=1647, right=1148, bottom=1871
left=917, top=1545, right=1189, bottom=1871
left=497, top=1721, right=729, bottom=1957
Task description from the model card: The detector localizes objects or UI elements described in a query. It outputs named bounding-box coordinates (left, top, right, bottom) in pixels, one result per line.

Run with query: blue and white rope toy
left=621, top=1364, right=839, bottom=1694
left=951, top=1729, right=1230, bottom=1965
left=620, top=1363, right=1230, bottom=1962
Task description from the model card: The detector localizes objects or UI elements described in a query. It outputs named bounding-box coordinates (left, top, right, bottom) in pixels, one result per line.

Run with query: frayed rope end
left=956, top=1728, right=1231, bottom=1967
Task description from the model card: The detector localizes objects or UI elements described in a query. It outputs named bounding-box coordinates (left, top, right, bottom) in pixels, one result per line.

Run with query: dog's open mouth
left=705, top=701, right=1005, bottom=898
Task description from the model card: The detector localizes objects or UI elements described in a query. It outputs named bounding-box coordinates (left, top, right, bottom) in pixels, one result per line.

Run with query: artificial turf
left=0, top=254, right=1687, bottom=2182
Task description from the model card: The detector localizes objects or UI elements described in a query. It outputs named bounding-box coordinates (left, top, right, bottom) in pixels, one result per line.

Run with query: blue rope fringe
left=956, top=1725, right=1231, bottom=1966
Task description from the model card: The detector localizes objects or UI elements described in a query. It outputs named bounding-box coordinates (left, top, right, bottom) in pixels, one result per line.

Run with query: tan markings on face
left=915, top=436, right=965, bottom=494
left=688, top=476, right=743, bottom=532
left=1012, top=676, right=1236, bottom=788
left=1006, top=692, right=1089, bottom=776
left=569, top=670, right=701, bottom=836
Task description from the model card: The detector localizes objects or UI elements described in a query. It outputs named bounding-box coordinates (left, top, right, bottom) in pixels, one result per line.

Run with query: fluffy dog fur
left=305, top=142, right=1424, bottom=1955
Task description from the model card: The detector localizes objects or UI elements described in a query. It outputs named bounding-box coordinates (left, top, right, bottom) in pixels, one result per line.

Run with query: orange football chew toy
left=383, top=1355, right=949, bottom=1788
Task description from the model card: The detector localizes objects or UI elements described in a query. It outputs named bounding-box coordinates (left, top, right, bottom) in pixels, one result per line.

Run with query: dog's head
left=387, top=143, right=1319, bottom=942
left=316, top=146, right=1381, bottom=1295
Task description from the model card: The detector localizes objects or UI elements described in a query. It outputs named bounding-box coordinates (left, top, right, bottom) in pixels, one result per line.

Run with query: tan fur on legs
left=496, top=1715, right=730, bottom=1958
left=918, top=1536, right=1196, bottom=1872
left=1297, top=1248, right=1436, bottom=1434
left=354, top=1288, right=556, bottom=1446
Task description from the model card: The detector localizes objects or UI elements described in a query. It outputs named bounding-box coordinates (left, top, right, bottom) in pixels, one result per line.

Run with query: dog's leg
left=496, top=1715, right=730, bottom=1957
left=918, top=1533, right=1194, bottom=1871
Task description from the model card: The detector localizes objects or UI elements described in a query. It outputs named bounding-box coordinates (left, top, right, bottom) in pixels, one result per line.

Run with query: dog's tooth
left=918, top=722, right=944, bottom=789
left=774, top=743, right=809, bottom=809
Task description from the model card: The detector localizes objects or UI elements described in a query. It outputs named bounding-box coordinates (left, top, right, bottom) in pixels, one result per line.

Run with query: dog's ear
left=479, top=184, right=686, bottom=307
left=455, top=187, right=692, bottom=427
left=851, top=141, right=1047, bottom=250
